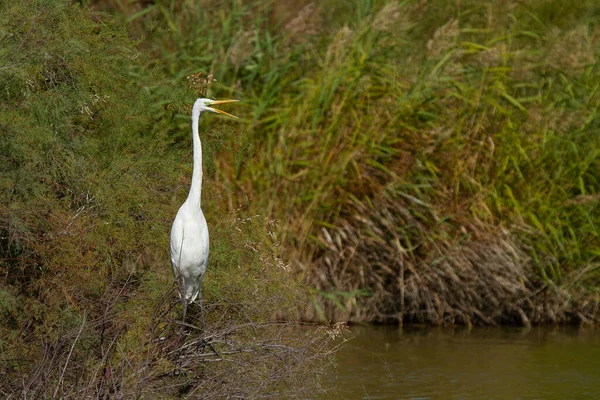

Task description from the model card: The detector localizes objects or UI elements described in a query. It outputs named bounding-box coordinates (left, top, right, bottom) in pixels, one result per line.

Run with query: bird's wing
left=170, top=212, right=184, bottom=270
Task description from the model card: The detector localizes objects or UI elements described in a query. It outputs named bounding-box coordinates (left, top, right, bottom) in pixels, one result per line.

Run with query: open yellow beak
left=207, top=99, right=239, bottom=118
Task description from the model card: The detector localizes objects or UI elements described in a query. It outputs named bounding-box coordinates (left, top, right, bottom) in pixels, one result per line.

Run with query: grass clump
left=0, top=0, right=332, bottom=397
left=101, top=0, right=600, bottom=326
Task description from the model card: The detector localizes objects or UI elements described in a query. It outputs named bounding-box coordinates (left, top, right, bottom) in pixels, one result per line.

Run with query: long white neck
left=186, top=106, right=203, bottom=207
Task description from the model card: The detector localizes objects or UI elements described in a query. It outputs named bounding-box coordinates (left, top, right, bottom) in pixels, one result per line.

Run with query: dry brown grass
left=305, top=194, right=598, bottom=326
left=2, top=285, right=341, bottom=399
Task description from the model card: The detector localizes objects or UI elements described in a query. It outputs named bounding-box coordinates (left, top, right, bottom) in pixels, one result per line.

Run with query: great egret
left=170, top=98, right=238, bottom=329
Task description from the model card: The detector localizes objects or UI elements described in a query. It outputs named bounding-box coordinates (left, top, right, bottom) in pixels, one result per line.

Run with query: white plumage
left=170, top=98, right=238, bottom=327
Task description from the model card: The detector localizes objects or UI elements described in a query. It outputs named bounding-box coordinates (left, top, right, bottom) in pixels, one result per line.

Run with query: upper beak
left=207, top=99, right=239, bottom=118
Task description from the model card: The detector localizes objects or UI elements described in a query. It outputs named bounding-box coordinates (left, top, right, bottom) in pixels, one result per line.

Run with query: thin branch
left=53, top=314, right=86, bottom=400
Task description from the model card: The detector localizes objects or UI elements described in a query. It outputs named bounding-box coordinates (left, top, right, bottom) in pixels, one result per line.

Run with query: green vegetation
left=103, top=0, right=599, bottom=325
left=0, top=0, right=333, bottom=397
left=1, top=0, right=599, bottom=396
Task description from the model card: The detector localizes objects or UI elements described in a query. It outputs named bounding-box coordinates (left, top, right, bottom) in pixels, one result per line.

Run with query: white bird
left=170, top=98, right=238, bottom=329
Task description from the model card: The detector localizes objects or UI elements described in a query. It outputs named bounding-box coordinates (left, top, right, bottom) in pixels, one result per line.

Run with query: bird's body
left=170, top=199, right=209, bottom=303
left=170, top=97, right=238, bottom=327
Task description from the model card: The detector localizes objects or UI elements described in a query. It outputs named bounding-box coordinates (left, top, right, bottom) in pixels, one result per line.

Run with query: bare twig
left=53, top=313, right=86, bottom=399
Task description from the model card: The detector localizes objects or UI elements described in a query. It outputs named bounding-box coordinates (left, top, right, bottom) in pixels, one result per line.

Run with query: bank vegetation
left=1, top=0, right=599, bottom=396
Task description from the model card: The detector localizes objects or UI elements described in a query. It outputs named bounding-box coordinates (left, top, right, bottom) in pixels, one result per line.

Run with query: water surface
left=331, top=325, right=600, bottom=399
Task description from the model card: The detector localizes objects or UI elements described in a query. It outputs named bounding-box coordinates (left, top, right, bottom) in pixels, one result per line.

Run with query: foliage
left=0, top=0, right=327, bottom=397
left=95, top=0, right=600, bottom=324
left=2, top=0, right=599, bottom=395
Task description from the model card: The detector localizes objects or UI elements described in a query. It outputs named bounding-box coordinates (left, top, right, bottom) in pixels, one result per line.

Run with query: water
left=331, top=325, right=600, bottom=399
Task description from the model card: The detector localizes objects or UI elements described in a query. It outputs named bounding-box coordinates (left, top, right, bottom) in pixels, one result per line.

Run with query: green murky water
left=330, top=325, right=600, bottom=399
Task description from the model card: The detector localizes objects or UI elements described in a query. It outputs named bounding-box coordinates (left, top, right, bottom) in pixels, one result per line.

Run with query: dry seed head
left=179, top=103, right=192, bottom=115
left=186, top=71, right=216, bottom=95
left=234, top=79, right=242, bottom=92
left=427, top=19, right=459, bottom=59
left=413, top=0, right=428, bottom=18
left=326, top=322, right=347, bottom=339
left=284, top=3, right=322, bottom=45
left=472, top=45, right=504, bottom=67
left=427, top=127, right=453, bottom=140
left=373, top=2, right=402, bottom=32
left=565, top=193, right=600, bottom=206
left=524, top=105, right=543, bottom=132
left=230, top=30, right=254, bottom=66
left=524, top=105, right=585, bottom=134
left=507, top=48, right=541, bottom=81
left=326, top=26, right=353, bottom=64
left=547, top=26, right=595, bottom=74
left=79, top=93, right=109, bottom=118
left=276, top=257, right=291, bottom=272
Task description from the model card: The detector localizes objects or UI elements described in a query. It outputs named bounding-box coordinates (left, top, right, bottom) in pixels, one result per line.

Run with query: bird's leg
left=177, top=232, right=187, bottom=329
left=179, top=297, right=189, bottom=335
left=199, top=293, right=206, bottom=333
left=182, top=297, right=188, bottom=324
